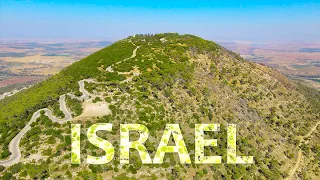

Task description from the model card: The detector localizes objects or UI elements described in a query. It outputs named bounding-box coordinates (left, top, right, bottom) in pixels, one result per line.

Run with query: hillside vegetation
left=0, top=33, right=319, bottom=179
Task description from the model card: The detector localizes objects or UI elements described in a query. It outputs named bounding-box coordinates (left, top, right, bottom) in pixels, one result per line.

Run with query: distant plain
left=0, top=39, right=319, bottom=96
left=219, top=41, right=320, bottom=89
left=0, top=40, right=112, bottom=94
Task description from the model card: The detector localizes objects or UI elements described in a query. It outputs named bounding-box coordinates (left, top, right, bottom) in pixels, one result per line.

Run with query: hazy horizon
left=1, top=0, right=320, bottom=42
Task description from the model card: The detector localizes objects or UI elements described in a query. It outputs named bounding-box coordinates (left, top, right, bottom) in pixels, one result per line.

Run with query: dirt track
left=286, top=121, right=320, bottom=180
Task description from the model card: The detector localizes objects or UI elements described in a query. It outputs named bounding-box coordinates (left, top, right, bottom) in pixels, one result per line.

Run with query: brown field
left=0, top=40, right=112, bottom=93
left=253, top=49, right=320, bottom=75
left=219, top=41, right=320, bottom=82
left=0, top=76, right=43, bottom=88
left=0, top=47, right=102, bottom=75
left=218, top=41, right=320, bottom=89
left=1, top=40, right=319, bottom=91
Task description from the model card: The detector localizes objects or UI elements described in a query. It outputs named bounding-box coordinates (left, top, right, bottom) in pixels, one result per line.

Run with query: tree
left=0, top=165, right=5, bottom=172
left=0, top=149, right=11, bottom=159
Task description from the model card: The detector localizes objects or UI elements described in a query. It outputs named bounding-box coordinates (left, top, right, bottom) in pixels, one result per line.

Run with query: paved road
left=0, top=45, right=138, bottom=166
left=0, top=79, right=91, bottom=166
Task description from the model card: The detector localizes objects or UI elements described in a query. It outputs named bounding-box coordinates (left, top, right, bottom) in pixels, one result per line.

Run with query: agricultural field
left=0, top=40, right=112, bottom=97
left=219, top=41, right=320, bottom=89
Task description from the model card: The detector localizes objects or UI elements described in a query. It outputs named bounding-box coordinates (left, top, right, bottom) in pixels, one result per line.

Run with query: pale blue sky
left=0, top=0, right=319, bottom=41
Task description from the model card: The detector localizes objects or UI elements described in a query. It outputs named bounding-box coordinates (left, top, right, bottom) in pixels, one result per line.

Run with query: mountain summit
left=0, top=33, right=319, bottom=179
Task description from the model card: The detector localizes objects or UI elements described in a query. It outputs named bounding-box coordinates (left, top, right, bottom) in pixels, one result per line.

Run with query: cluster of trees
left=0, top=39, right=137, bottom=155
left=50, top=101, right=65, bottom=118
left=92, top=97, right=102, bottom=103
left=0, top=162, right=50, bottom=179
left=1, top=33, right=319, bottom=179
left=65, top=96, right=83, bottom=116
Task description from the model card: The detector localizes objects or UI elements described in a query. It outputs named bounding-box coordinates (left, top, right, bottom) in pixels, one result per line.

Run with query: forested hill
left=0, top=33, right=319, bottom=179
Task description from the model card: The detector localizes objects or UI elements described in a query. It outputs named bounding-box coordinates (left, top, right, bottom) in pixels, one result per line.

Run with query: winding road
left=0, top=44, right=140, bottom=167
left=0, top=80, right=91, bottom=166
